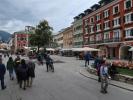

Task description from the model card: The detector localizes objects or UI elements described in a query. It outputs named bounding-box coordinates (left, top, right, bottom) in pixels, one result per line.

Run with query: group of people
left=0, top=55, right=35, bottom=90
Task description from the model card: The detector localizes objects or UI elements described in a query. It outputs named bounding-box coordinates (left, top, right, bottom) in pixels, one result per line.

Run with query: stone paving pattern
left=0, top=55, right=133, bottom=100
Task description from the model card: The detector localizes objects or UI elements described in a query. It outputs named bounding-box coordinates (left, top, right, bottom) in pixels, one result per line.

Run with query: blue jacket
left=84, top=53, right=91, bottom=61
left=0, top=64, right=6, bottom=78
left=45, top=57, right=53, bottom=64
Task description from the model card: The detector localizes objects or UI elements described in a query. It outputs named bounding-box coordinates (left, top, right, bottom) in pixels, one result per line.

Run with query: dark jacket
left=0, top=64, right=6, bottom=78
left=7, top=60, right=14, bottom=71
left=18, top=64, right=28, bottom=80
left=45, top=57, right=53, bottom=64
left=84, top=53, right=91, bottom=61
left=14, top=58, right=21, bottom=70
left=27, top=61, right=35, bottom=78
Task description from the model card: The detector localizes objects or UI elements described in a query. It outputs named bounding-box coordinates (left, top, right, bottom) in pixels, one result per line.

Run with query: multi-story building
left=83, top=0, right=133, bottom=59
left=62, top=26, right=73, bottom=48
left=14, top=26, right=35, bottom=53
left=53, top=31, right=64, bottom=49
left=73, top=13, right=84, bottom=48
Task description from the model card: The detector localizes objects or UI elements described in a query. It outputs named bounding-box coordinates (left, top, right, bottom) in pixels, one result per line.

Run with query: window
left=125, top=13, right=133, bottom=24
left=96, top=34, right=102, bottom=41
left=17, top=37, right=20, bottom=40
left=113, top=17, right=120, bottom=27
left=125, top=28, right=133, bottom=37
left=90, top=26, right=94, bottom=33
left=104, top=10, right=109, bottom=18
left=104, top=21, right=110, bottom=30
left=96, top=14, right=101, bottom=21
left=113, top=30, right=121, bottom=38
left=124, top=0, right=132, bottom=9
left=90, top=17, right=94, bottom=23
left=85, top=28, right=88, bottom=34
left=90, top=35, right=95, bottom=41
left=113, top=4, right=119, bottom=14
left=104, top=32, right=110, bottom=39
left=96, top=24, right=101, bottom=32
left=85, top=19, right=88, bottom=26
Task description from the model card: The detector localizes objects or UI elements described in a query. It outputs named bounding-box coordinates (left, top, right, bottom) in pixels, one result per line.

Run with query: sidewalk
left=79, top=68, right=133, bottom=92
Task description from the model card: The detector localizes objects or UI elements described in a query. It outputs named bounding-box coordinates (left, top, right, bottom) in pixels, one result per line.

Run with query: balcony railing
left=88, top=37, right=122, bottom=45
left=89, top=41, right=96, bottom=44
left=113, top=37, right=122, bottom=42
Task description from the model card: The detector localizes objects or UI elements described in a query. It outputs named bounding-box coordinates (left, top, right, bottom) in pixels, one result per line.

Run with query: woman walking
left=7, top=57, right=14, bottom=80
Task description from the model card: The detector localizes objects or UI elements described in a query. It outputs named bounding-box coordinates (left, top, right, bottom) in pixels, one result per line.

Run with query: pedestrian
left=14, top=56, right=21, bottom=83
left=45, top=55, right=53, bottom=72
left=27, top=60, right=35, bottom=87
left=18, top=59, right=28, bottom=90
left=94, top=55, right=102, bottom=82
left=0, top=58, right=6, bottom=90
left=84, top=52, right=91, bottom=67
left=37, top=54, right=43, bottom=65
left=6, top=57, right=14, bottom=80
left=100, top=60, right=109, bottom=94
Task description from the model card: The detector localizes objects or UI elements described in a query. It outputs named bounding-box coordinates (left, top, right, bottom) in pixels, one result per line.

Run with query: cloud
left=0, top=0, right=98, bottom=34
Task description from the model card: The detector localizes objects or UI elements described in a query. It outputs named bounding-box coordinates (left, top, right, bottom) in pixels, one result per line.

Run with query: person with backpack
left=18, top=59, right=28, bottom=90
left=100, top=60, right=109, bottom=94
left=0, top=58, right=6, bottom=90
left=6, top=57, right=14, bottom=80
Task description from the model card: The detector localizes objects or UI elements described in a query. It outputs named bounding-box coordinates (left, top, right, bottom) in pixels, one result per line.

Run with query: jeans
left=0, top=77, right=5, bottom=89
left=101, top=76, right=108, bottom=92
left=85, top=60, right=89, bottom=67
left=9, top=70, right=14, bottom=80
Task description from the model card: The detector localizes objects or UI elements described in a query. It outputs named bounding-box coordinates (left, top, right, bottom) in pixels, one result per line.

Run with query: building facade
left=53, top=31, right=63, bottom=49
left=73, top=14, right=84, bottom=48
left=62, top=26, right=73, bottom=48
left=83, top=0, right=133, bottom=59
left=14, top=26, right=35, bottom=53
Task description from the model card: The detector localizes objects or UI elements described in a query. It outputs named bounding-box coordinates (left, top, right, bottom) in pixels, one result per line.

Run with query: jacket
left=7, top=60, right=14, bottom=70
left=0, top=64, right=6, bottom=78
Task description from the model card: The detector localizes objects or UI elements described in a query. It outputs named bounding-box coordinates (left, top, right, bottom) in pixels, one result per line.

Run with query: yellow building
left=62, top=26, right=73, bottom=49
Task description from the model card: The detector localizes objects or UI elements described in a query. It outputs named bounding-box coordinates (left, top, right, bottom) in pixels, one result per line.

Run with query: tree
left=30, top=20, right=53, bottom=53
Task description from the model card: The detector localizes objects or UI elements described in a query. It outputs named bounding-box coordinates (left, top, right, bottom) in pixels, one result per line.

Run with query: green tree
left=30, top=20, right=53, bottom=53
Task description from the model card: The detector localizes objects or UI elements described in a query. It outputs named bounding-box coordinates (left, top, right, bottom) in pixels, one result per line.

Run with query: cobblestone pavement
left=0, top=55, right=133, bottom=100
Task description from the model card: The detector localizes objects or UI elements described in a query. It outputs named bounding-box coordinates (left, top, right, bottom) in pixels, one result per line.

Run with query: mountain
left=0, top=30, right=11, bottom=42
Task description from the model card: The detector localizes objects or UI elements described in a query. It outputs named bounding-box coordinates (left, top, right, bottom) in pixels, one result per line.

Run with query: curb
left=79, top=70, right=133, bottom=92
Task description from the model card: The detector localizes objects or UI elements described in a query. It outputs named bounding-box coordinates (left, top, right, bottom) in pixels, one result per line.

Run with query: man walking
left=0, top=58, right=6, bottom=90
left=100, top=60, right=109, bottom=94
left=84, top=52, right=91, bottom=67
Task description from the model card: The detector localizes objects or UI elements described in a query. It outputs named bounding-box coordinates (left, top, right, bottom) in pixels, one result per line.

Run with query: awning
left=72, top=47, right=100, bottom=51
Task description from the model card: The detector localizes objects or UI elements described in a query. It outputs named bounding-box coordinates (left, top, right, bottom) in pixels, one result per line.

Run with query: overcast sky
left=0, top=0, right=98, bottom=34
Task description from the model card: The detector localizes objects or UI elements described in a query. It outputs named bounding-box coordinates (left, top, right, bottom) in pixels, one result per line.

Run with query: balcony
left=125, top=36, right=133, bottom=41
left=88, top=41, right=96, bottom=44
left=113, top=37, right=122, bottom=42
left=104, top=39, right=113, bottom=43
left=96, top=40, right=104, bottom=44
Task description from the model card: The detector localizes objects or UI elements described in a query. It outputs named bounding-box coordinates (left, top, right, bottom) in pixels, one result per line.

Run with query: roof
left=14, top=30, right=34, bottom=34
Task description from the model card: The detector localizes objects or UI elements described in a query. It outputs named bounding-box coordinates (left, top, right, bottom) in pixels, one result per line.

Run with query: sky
left=0, top=0, right=98, bottom=34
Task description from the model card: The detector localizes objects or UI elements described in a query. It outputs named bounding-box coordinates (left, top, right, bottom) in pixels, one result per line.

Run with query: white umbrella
left=72, top=47, right=100, bottom=51
left=46, top=48, right=55, bottom=51
left=129, top=47, right=133, bottom=51
left=60, top=48, right=72, bottom=51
